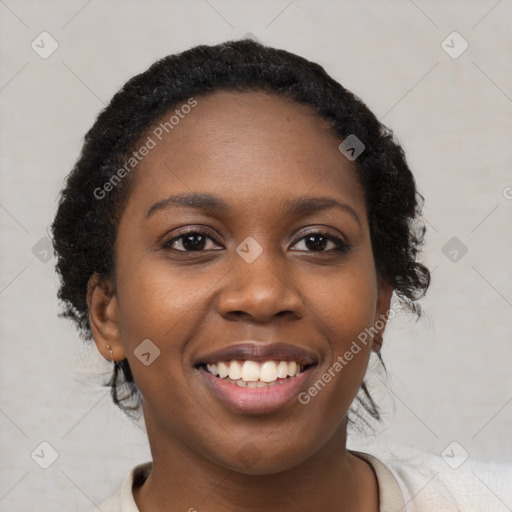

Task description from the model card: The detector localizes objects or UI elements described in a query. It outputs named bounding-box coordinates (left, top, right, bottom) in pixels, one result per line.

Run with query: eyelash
left=162, top=228, right=352, bottom=254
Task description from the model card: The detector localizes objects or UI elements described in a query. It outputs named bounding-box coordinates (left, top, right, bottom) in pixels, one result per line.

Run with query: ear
left=372, top=279, right=394, bottom=353
left=87, top=273, right=126, bottom=362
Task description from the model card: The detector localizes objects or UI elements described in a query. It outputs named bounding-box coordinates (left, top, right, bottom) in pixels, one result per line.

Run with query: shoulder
left=81, top=489, right=123, bottom=512
left=348, top=435, right=512, bottom=512
left=83, top=489, right=122, bottom=512
left=82, top=461, right=152, bottom=512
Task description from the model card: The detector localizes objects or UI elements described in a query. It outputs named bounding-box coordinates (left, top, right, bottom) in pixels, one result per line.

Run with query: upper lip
left=194, top=342, right=319, bottom=366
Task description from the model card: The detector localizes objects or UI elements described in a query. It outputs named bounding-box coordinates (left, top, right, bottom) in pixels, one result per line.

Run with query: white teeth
left=241, top=360, right=260, bottom=382
left=217, top=361, right=229, bottom=379
left=260, top=361, right=278, bottom=382
left=220, top=376, right=285, bottom=388
left=205, top=359, right=306, bottom=384
left=228, top=360, right=242, bottom=380
left=277, top=361, right=288, bottom=378
left=287, top=361, right=297, bottom=377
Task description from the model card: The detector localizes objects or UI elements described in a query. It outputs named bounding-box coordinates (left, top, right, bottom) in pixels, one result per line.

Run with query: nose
left=217, top=249, right=303, bottom=323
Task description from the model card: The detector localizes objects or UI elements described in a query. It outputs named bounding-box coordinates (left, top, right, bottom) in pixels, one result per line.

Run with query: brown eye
left=163, top=230, right=221, bottom=252
left=291, top=231, right=351, bottom=253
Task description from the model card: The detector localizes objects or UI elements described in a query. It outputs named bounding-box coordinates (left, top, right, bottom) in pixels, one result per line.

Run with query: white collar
left=113, top=451, right=406, bottom=511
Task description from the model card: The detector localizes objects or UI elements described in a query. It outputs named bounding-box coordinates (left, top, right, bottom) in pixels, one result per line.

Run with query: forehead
left=125, top=90, right=366, bottom=220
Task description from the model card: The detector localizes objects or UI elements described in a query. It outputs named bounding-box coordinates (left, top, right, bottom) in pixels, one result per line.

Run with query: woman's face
left=91, top=90, right=392, bottom=474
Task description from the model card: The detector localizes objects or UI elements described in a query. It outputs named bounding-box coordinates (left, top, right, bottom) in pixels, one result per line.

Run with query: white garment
left=85, top=437, right=512, bottom=511
left=348, top=437, right=512, bottom=511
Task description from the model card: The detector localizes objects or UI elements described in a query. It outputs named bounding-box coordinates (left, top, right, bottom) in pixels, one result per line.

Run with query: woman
left=51, top=39, right=511, bottom=511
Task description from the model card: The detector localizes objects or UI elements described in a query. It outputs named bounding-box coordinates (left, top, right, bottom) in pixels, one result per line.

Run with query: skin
left=88, top=90, right=393, bottom=512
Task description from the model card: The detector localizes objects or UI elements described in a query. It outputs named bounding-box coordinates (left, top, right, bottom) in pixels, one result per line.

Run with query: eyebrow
left=145, top=192, right=361, bottom=227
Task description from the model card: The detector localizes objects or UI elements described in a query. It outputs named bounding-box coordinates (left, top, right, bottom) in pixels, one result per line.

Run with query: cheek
left=112, top=264, right=215, bottom=439
left=312, top=254, right=378, bottom=350
left=116, top=259, right=211, bottom=341
left=113, top=258, right=217, bottom=396
left=304, top=258, right=378, bottom=409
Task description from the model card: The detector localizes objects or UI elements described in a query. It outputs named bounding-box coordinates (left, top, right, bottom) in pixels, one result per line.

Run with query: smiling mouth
left=196, top=359, right=316, bottom=388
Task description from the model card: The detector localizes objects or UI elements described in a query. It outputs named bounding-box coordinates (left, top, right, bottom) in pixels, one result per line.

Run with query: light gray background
left=1, top=0, right=511, bottom=510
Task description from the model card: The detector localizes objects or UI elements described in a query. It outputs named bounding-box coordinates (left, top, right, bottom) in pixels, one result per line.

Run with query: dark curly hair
left=51, top=38, right=430, bottom=427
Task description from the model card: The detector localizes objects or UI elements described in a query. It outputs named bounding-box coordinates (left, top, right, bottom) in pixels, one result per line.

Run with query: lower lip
left=197, top=366, right=315, bottom=415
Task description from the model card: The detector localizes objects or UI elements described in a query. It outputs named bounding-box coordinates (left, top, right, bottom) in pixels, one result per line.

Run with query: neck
left=133, top=416, right=378, bottom=512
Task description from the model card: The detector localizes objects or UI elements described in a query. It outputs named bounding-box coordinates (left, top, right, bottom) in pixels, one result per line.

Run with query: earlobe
left=87, top=273, right=126, bottom=362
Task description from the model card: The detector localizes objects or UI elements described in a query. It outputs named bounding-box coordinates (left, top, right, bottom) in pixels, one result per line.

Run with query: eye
left=291, top=230, right=351, bottom=253
left=162, top=228, right=351, bottom=254
left=163, top=229, right=222, bottom=252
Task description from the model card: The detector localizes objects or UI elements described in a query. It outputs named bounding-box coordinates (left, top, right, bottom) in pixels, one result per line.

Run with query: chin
left=210, top=445, right=312, bottom=476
